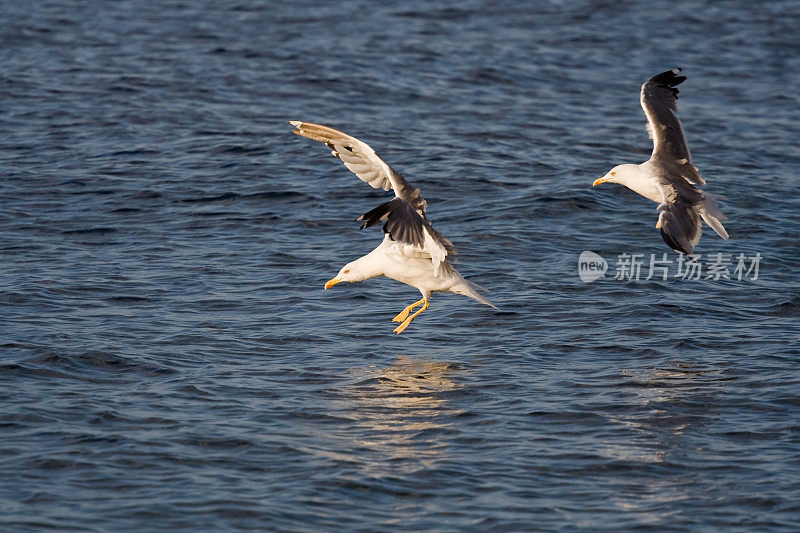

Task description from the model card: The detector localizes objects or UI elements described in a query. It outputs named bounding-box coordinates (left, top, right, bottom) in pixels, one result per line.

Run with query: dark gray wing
left=289, top=121, right=428, bottom=215
left=655, top=180, right=703, bottom=255
left=357, top=197, right=457, bottom=258
left=641, top=69, right=705, bottom=186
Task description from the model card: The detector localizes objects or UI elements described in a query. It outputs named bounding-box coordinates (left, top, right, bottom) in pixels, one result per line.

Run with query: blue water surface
left=2, top=1, right=799, bottom=531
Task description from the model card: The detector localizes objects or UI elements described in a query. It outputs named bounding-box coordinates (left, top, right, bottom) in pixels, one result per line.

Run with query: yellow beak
left=593, top=176, right=611, bottom=187
left=324, top=277, right=343, bottom=290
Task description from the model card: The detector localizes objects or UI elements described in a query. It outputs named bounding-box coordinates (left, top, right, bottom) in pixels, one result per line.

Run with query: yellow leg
left=391, top=298, right=425, bottom=323
left=393, top=300, right=429, bottom=334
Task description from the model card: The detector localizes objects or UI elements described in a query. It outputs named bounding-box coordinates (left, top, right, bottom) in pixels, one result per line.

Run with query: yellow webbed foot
left=391, top=300, right=429, bottom=334
left=391, top=299, right=424, bottom=323
left=393, top=320, right=411, bottom=334
left=392, top=309, right=410, bottom=323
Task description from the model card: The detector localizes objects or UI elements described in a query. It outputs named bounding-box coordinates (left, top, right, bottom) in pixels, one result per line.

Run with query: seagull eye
left=344, top=269, right=350, bottom=274
left=611, top=171, right=617, bottom=176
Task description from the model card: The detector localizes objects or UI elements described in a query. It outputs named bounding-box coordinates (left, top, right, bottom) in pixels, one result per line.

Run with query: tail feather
left=697, top=194, right=729, bottom=240
left=450, top=280, right=498, bottom=310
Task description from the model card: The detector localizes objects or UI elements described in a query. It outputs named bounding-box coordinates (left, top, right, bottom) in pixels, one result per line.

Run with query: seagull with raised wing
left=289, top=121, right=496, bottom=334
left=593, top=69, right=729, bottom=255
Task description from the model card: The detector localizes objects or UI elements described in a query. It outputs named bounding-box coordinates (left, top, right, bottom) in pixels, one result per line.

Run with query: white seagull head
left=324, top=256, right=381, bottom=290
left=593, top=164, right=641, bottom=188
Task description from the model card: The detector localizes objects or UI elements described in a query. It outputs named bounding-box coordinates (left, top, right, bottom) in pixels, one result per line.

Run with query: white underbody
left=621, top=161, right=665, bottom=203
left=339, top=235, right=495, bottom=308
left=375, top=237, right=464, bottom=294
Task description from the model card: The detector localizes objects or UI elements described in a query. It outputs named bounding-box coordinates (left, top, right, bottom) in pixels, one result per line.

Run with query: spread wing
left=289, top=121, right=456, bottom=272
left=289, top=121, right=427, bottom=214
left=641, top=68, right=704, bottom=186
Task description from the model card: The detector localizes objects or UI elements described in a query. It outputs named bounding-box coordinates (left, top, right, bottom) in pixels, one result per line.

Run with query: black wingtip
left=356, top=200, right=393, bottom=232
left=650, top=68, right=686, bottom=87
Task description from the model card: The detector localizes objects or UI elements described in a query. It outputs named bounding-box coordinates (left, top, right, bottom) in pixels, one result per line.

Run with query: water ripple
left=2, top=0, right=799, bottom=531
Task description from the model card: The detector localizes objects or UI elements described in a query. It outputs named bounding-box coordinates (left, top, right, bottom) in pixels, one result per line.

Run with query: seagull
left=289, top=121, right=496, bottom=334
left=593, top=68, right=729, bottom=255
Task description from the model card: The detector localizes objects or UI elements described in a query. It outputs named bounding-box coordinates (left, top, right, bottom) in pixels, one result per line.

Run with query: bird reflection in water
left=598, top=361, right=724, bottom=519
left=342, top=355, right=463, bottom=473
left=604, top=361, right=720, bottom=460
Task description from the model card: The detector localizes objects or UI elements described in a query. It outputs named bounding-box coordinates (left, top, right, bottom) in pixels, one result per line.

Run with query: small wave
left=104, top=296, right=151, bottom=303
left=767, top=297, right=800, bottom=317
left=178, top=192, right=240, bottom=204
left=61, top=227, right=117, bottom=235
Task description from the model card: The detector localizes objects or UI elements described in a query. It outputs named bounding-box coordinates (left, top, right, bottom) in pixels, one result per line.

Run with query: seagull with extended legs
left=290, top=121, right=496, bottom=334
left=593, top=68, right=729, bottom=255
